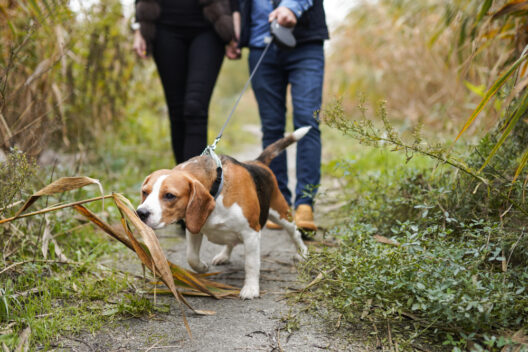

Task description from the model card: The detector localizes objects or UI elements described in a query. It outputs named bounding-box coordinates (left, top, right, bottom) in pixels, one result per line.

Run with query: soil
left=59, top=226, right=365, bottom=352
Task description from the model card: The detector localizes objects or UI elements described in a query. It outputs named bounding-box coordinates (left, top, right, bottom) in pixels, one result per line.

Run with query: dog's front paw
left=212, top=252, right=230, bottom=266
left=189, top=259, right=209, bottom=273
left=239, top=284, right=259, bottom=300
left=294, top=253, right=305, bottom=263
left=300, top=242, right=308, bottom=257
left=295, top=244, right=308, bottom=262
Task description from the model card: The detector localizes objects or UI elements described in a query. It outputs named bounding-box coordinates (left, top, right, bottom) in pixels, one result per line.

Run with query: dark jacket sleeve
left=230, top=0, right=239, bottom=12
left=134, top=0, right=161, bottom=55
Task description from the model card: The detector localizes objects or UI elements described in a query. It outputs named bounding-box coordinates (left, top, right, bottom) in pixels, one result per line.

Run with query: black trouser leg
left=182, top=29, right=224, bottom=161
left=153, top=25, right=224, bottom=164
left=152, top=26, right=186, bottom=163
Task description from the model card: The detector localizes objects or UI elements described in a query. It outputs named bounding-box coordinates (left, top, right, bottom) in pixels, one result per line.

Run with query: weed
left=280, top=309, right=301, bottom=334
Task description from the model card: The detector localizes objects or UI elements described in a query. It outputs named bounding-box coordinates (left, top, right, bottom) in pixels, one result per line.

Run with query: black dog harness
left=202, top=145, right=224, bottom=200
left=209, top=165, right=223, bottom=199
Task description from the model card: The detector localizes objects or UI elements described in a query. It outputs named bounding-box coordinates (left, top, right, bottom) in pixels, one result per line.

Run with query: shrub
left=301, top=98, right=528, bottom=349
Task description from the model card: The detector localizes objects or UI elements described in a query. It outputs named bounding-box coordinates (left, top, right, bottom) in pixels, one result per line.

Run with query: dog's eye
left=142, top=191, right=149, bottom=198
left=164, top=193, right=176, bottom=200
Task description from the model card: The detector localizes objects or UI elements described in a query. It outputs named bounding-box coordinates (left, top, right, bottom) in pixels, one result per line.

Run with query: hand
left=133, top=30, right=147, bottom=59
left=226, top=40, right=241, bottom=60
left=268, top=6, right=297, bottom=28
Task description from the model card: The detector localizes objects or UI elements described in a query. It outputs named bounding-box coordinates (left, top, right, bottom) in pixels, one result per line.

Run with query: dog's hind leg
left=212, top=245, right=233, bottom=265
left=268, top=209, right=308, bottom=259
left=268, top=189, right=308, bottom=259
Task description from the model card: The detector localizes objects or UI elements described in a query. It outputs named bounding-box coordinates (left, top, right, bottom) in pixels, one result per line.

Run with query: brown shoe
left=294, top=204, right=317, bottom=232
left=266, top=220, right=283, bottom=230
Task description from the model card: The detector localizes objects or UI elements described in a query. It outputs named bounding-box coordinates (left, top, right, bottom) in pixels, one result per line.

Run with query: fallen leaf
left=373, top=235, right=400, bottom=246
left=13, top=176, right=103, bottom=219
left=15, top=326, right=30, bottom=352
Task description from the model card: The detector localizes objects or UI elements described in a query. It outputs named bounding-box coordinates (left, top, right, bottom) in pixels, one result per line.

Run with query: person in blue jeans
left=227, top=0, right=328, bottom=232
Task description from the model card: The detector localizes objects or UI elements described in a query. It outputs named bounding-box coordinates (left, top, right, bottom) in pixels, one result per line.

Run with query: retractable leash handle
left=270, top=19, right=296, bottom=49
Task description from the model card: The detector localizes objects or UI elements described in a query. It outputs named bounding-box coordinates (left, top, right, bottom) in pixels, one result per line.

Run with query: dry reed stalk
left=325, top=0, right=510, bottom=133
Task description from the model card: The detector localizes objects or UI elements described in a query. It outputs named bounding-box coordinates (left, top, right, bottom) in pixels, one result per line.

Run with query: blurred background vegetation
left=2, top=0, right=528, bottom=350
left=326, top=0, right=526, bottom=134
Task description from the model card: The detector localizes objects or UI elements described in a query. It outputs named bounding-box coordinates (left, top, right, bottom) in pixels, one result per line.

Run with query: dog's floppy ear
left=141, top=174, right=151, bottom=187
left=185, top=179, right=215, bottom=234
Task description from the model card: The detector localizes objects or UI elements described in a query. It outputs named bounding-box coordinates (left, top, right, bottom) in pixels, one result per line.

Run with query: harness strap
left=209, top=166, right=224, bottom=199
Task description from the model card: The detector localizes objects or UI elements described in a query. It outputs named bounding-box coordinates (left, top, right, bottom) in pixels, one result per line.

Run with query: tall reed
left=0, top=0, right=138, bottom=157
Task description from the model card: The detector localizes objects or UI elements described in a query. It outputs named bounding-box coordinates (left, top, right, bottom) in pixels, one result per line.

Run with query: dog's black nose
left=136, top=208, right=150, bottom=222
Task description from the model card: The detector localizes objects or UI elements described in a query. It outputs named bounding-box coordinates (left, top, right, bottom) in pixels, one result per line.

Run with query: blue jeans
left=249, top=42, right=324, bottom=208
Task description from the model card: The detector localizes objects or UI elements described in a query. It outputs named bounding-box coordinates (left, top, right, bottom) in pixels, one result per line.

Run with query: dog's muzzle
left=136, top=208, right=150, bottom=222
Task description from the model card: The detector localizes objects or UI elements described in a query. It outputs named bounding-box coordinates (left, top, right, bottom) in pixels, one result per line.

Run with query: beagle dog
left=136, top=127, right=310, bottom=299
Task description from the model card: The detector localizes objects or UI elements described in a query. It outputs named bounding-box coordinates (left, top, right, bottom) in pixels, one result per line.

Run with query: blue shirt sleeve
left=279, top=0, right=313, bottom=19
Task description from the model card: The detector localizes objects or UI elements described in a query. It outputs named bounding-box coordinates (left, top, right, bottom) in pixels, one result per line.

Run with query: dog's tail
left=256, top=126, right=311, bottom=166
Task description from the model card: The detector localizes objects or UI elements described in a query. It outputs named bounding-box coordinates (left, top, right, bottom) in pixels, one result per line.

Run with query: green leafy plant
left=298, top=92, right=528, bottom=349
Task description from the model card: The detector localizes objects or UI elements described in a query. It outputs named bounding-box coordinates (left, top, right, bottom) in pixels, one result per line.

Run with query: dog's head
left=136, top=169, right=215, bottom=234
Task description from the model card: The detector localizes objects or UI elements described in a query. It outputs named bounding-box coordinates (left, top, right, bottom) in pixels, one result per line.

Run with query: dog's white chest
left=201, top=195, right=250, bottom=246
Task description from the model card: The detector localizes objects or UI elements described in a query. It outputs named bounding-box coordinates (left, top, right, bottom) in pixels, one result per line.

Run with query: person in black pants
left=133, top=0, right=237, bottom=163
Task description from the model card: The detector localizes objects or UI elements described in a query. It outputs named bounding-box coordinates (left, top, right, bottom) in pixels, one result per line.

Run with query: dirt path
left=58, top=127, right=362, bottom=352
left=61, top=228, right=359, bottom=351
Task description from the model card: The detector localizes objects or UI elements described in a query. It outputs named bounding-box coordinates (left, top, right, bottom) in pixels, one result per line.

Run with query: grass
left=0, top=222, right=158, bottom=350
left=0, top=146, right=193, bottom=349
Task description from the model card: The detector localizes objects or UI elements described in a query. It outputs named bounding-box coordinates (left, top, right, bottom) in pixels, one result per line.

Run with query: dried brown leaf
left=112, top=194, right=195, bottom=337
left=373, top=235, right=400, bottom=246
left=73, top=205, right=132, bottom=250
left=111, top=200, right=218, bottom=314
left=41, top=216, right=52, bottom=259
left=112, top=194, right=181, bottom=299
left=14, top=326, right=30, bottom=352
left=13, top=176, right=103, bottom=219
left=493, top=0, right=528, bottom=19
